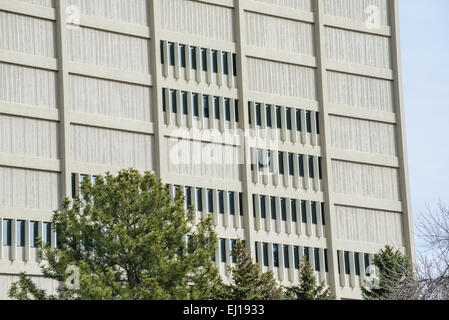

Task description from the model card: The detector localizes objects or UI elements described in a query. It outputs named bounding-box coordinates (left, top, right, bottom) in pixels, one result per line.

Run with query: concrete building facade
left=0, top=0, right=414, bottom=299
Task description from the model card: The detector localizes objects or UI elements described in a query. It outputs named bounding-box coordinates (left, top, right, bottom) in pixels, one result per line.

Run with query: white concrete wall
left=0, top=62, right=58, bottom=108
left=247, top=58, right=317, bottom=101
left=245, top=12, right=315, bottom=56
left=325, top=27, right=392, bottom=69
left=0, top=166, right=60, bottom=210
left=336, top=205, right=404, bottom=247
left=160, top=0, right=235, bottom=42
left=327, top=71, right=394, bottom=112
left=329, top=115, right=397, bottom=156
left=0, top=11, right=56, bottom=57
left=0, top=114, right=59, bottom=159
left=68, top=0, right=150, bottom=25
left=68, top=27, right=151, bottom=73
left=71, top=125, right=155, bottom=170
left=332, top=160, right=401, bottom=201
left=254, top=0, right=313, bottom=12
left=69, top=74, right=153, bottom=122
left=323, top=0, right=390, bottom=26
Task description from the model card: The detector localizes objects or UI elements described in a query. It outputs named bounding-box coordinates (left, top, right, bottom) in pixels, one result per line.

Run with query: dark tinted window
left=179, top=44, right=186, bottom=68
left=190, top=46, right=197, bottom=69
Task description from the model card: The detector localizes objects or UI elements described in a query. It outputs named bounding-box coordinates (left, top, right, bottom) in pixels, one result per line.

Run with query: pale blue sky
left=399, top=0, right=449, bottom=252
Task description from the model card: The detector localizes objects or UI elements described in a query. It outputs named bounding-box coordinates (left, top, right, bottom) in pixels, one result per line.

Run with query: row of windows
left=73, top=176, right=244, bottom=217
left=248, top=102, right=320, bottom=134
left=252, top=195, right=325, bottom=225
left=251, top=149, right=323, bottom=179
left=161, top=40, right=237, bottom=76
left=338, top=251, right=373, bottom=276
left=219, top=238, right=239, bottom=263
left=2, top=219, right=52, bottom=247
left=255, top=243, right=329, bottom=272
left=170, top=185, right=244, bottom=216
left=71, top=173, right=98, bottom=198
left=162, top=88, right=239, bottom=121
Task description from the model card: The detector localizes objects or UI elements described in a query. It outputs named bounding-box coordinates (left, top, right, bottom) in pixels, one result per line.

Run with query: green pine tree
left=212, top=240, right=284, bottom=300
left=286, top=260, right=333, bottom=300
left=9, top=169, right=219, bottom=300
left=362, top=245, right=413, bottom=300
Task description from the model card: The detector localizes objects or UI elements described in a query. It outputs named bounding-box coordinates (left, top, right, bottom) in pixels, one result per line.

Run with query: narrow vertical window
left=207, top=189, right=213, bottom=213
left=2, top=219, right=11, bottom=246
left=263, top=243, right=269, bottom=267
left=214, top=96, right=220, bottom=120
left=256, top=103, right=262, bottom=126
left=181, top=91, right=188, bottom=115
left=314, top=248, right=320, bottom=271
left=306, top=110, right=312, bottom=133
left=364, top=253, right=371, bottom=276
left=296, top=109, right=302, bottom=131
left=179, top=44, right=186, bottom=68
left=344, top=251, right=350, bottom=275
left=308, top=156, right=314, bottom=179
left=267, top=150, right=274, bottom=173
left=259, top=195, right=266, bottom=219
left=184, top=186, right=192, bottom=209
left=218, top=190, right=224, bottom=214
left=170, top=89, right=177, bottom=113
left=220, top=239, right=227, bottom=263
left=316, top=112, right=320, bottom=134
left=286, top=108, right=292, bottom=130
left=298, top=155, right=304, bottom=177
left=304, top=247, right=310, bottom=262
left=17, top=220, right=25, bottom=247
left=30, top=221, right=39, bottom=248
left=270, top=197, right=276, bottom=220
left=311, top=202, right=317, bottom=224
left=291, top=199, right=297, bottom=222
left=196, top=188, right=203, bottom=212
left=281, top=198, right=287, bottom=221
left=354, top=252, right=361, bottom=276
left=294, top=246, right=300, bottom=269
left=258, top=149, right=264, bottom=172
left=211, top=50, right=218, bottom=73
left=43, top=222, right=51, bottom=246
left=266, top=105, right=272, bottom=127
left=288, top=153, right=294, bottom=176
left=239, top=193, right=244, bottom=216
left=228, top=192, right=235, bottom=215
left=71, top=173, right=77, bottom=198
left=235, top=100, right=239, bottom=122
left=190, top=46, right=197, bottom=69
left=247, top=102, right=252, bottom=124
left=284, top=245, right=290, bottom=269
left=231, top=239, right=237, bottom=263
left=321, top=202, right=326, bottom=225
left=325, top=249, right=329, bottom=272
left=252, top=194, right=256, bottom=217
left=278, top=152, right=284, bottom=175
left=160, top=41, right=164, bottom=64
left=168, top=42, right=175, bottom=66
left=301, top=200, right=307, bottom=223
left=201, top=48, right=207, bottom=71
left=192, top=93, right=199, bottom=117
left=224, top=98, right=231, bottom=121
left=222, top=52, right=229, bottom=75
left=232, top=53, right=237, bottom=76
left=276, top=106, right=282, bottom=129
left=273, top=244, right=279, bottom=267
left=203, top=95, right=209, bottom=118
